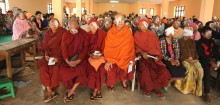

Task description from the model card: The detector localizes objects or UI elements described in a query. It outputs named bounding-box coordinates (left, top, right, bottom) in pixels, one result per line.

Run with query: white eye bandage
left=142, top=21, right=148, bottom=29
left=155, top=17, right=159, bottom=23
left=205, top=30, right=212, bottom=37
left=91, top=22, right=99, bottom=29
left=71, top=29, right=78, bottom=34
left=54, top=20, right=59, bottom=27
left=115, top=17, right=122, bottom=25
left=165, top=27, right=174, bottom=36
left=183, top=28, right=193, bottom=36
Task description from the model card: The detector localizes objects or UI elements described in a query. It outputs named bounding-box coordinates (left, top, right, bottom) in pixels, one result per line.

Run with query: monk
left=87, top=18, right=107, bottom=100
left=104, top=14, right=135, bottom=91
left=37, top=18, right=66, bottom=103
left=60, top=18, right=89, bottom=103
left=134, top=18, right=171, bottom=99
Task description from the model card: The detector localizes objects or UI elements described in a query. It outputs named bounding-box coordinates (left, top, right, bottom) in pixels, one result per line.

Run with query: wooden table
left=0, top=38, right=38, bottom=78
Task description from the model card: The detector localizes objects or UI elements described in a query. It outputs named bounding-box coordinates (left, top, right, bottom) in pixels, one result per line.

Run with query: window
left=140, top=8, right=146, bottom=15
left=47, top=3, right=52, bottom=13
left=72, top=7, right=85, bottom=15
left=175, top=6, right=185, bottom=18
left=65, top=7, right=70, bottom=15
left=150, top=8, right=155, bottom=16
left=0, top=0, right=5, bottom=14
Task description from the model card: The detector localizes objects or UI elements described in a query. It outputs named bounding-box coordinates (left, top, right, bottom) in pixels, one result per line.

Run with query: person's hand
left=68, top=59, right=81, bottom=67
left=170, top=59, right=176, bottom=65
left=175, top=60, right=180, bottom=66
left=211, top=63, right=218, bottom=69
left=105, top=62, right=112, bottom=71
left=45, top=56, right=49, bottom=61
left=52, top=58, right=59, bottom=63
left=186, top=59, right=194, bottom=65
left=141, top=52, right=148, bottom=60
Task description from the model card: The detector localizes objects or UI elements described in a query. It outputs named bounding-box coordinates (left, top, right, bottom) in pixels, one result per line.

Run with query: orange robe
left=37, top=27, right=66, bottom=89
left=103, top=25, right=135, bottom=86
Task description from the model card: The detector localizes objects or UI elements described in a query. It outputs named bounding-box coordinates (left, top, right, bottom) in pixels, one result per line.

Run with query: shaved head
left=68, top=18, right=79, bottom=30
left=114, top=13, right=125, bottom=30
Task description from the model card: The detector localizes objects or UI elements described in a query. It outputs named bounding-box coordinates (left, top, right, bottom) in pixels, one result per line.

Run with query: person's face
left=36, top=14, right=42, bottom=19
left=105, top=21, right=112, bottom=29
left=69, top=21, right=79, bottom=30
left=8, top=12, right=13, bottom=16
left=19, top=12, right=25, bottom=20
left=193, top=26, right=198, bottom=32
left=154, top=17, right=160, bottom=25
left=115, top=16, right=125, bottom=30
left=173, top=21, right=179, bottom=29
left=49, top=20, right=59, bottom=31
left=89, top=22, right=98, bottom=34
left=30, top=16, right=35, bottom=22
left=203, top=30, right=212, bottom=39
left=138, top=22, right=148, bottom=32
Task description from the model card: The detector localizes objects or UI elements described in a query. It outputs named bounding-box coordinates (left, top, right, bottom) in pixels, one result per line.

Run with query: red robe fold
left=60, top=28, right=89, bottom=88
left=87, top=29, right=106, bottom=91
left=37, top=27, right=66, bottom=89
left=134, top=30, right=171, bottom=93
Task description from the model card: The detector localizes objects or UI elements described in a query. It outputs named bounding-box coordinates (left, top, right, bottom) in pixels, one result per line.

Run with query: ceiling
left=65, top=0, right=176, bottom=4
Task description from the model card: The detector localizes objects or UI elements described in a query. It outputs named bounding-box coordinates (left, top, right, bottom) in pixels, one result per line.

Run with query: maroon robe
left=37, top=27, right=66, bottom=89
left=60, top=28, right=89, bottom=88
left=134, top=30, right=171, bottom=93
left=87, top=29, right=106, bottom=91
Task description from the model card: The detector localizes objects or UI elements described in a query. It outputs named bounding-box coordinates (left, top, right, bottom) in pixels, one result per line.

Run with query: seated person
left=196, top=26, right=220, bottom=103
left=86, top=18, right=107, bottom=100
left=37, top=18, right=66, bottom=103
left=134, top=18, right=171, bottom=99
left=60, top=18, right=89, bottom=103
left=175, top=27, right=204, bottom=97
left=160, top=27, right=186, bottom=79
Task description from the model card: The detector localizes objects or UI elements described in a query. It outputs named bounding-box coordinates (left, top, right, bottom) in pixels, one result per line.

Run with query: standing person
left=60, top=18, right=89, bottom=103
left=104, top=14, right=135, bottom=91
left=87, top=18, right=107, bottom=100
left=150, top=15, right=165, bottom=39
left=37, top=18, right=66, bottom=103
left=134, top=18, right=171, bottom=99
left=35, top=11, right=44, bottom=30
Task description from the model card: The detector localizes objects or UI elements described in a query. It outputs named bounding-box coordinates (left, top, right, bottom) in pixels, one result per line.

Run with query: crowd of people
left=1, top=7, right=220, bottom=104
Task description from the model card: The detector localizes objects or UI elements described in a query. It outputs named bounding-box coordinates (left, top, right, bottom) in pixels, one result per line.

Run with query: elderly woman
left=87, top=18, right=106, bottom=100
left=160, top=27, right=186, bottom=79
left=37, top=18, right=66, bottom=103
left=12, top=9, right=31, bottom=40
left=175, top=28, right=204, bottom=97
left=134, top=18, right=170, bottom=99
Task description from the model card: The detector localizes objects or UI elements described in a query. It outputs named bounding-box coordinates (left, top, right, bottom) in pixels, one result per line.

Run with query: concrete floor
left=1, top=63, right=220, bottom=105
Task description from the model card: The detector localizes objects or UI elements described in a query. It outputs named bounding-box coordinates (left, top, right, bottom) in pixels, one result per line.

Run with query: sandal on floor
left=90, top=93, right=97, bottom=101
left=108, top=86, right=115, bottom=91
left=64, top=91, right=75, bottom=103
left=144, top=92, right=151, bottom=98
left=154, top=90, right=165, bottom=99
left=204, top=93, right=212, bottom=104
left=123, top=86, right=130, bottom=91
left=97, top=92, right=102, bottom=99
left=43, top=92, right=57, bottom=103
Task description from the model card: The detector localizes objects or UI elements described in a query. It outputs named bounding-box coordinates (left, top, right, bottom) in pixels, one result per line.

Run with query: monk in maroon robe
left=134, top=18, right=171, bottom=99
left=103, top=14, right=135, bottom=91
left=37, top=18, right=66, bottom=103
left=60, top=18, right=89, bottom=103
left=86, top=18, right=106, bottom=100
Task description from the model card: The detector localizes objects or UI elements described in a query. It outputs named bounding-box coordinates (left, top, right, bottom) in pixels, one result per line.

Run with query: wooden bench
left=0, top=38, right=38, bottom=78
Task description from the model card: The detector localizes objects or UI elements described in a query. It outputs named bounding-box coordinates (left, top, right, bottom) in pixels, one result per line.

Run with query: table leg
left=5, top=52, right=12, bottom=78
left=20, top=50, right=25, bottom=65
left=32, top=43, right=37, bottom=68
